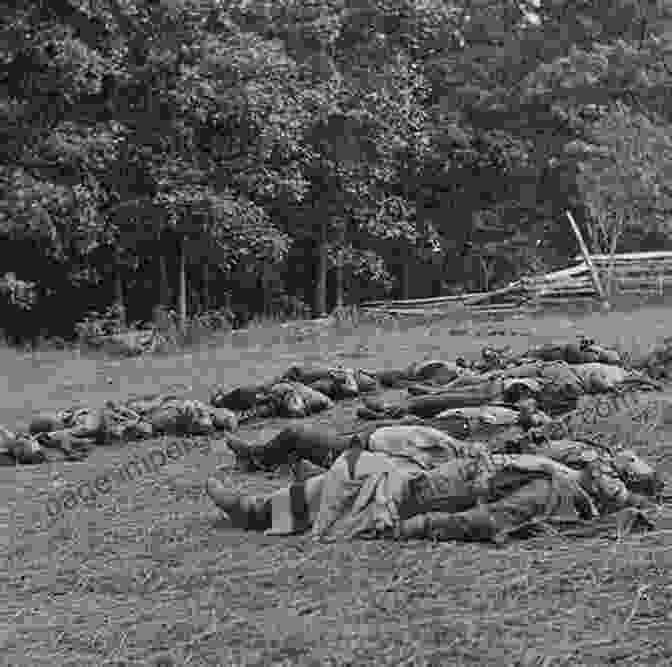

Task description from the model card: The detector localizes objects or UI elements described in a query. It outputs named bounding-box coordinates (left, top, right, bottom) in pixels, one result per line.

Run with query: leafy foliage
left=1, top=0, right=672, bottom=341
left=572, top=106, right=672, bottom=255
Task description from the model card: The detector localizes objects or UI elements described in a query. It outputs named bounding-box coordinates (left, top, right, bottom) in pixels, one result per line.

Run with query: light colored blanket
left=264, top=426, right=599, bottom=541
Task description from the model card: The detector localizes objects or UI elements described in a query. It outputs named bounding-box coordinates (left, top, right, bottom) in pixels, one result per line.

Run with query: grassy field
left=3, top=306, right=672, bottom=666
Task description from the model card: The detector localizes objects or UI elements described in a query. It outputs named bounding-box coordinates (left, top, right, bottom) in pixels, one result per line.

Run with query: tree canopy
left=1, top=0, right=671, bottom=340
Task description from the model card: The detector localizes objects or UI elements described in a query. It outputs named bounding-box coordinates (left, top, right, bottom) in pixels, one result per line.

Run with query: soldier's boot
left=8, top=436, right=46, bottom=465
left=225, top=435, right=270, bottom=471
left=206, top=478, right=271, bottom=530
left=396, top=514, right=430, bottom=539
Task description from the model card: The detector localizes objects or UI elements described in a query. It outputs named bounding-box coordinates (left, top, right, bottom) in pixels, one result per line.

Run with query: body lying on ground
left=225, top=399, right=556, bottom=472
left=208, top=423, right=665, bottom=544
left=0, top=395, right=238, bottom=465
left=375, top=339, right=623, bottom=388
left=635, top=337, right=672, bottom=380
left=210, top=365, right=379, bottom=421
left=360, top=359, right=658, bottom=420
left=0, top=338, right=661, bottom=465
left=208, top=340, right=658, bottom=425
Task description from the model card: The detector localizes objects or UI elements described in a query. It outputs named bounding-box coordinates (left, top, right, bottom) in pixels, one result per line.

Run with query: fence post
left=565, top=211, right=609, bottom=310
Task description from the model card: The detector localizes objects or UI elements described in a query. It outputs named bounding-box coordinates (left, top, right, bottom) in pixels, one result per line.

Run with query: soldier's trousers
left=228, top=425, right=356, bottom=469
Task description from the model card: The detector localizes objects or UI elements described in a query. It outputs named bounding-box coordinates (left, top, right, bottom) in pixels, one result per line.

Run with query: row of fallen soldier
left=0, top=395, right=238, bottom=465
left=0, top=338, right=661, bottom=466
left=207, top=416, right=668, bottom=544
left=210, top=338, right=659, bottom=422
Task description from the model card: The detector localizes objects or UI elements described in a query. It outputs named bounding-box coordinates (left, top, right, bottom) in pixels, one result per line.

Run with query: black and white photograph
left=2, top=0, right=672, bottom=664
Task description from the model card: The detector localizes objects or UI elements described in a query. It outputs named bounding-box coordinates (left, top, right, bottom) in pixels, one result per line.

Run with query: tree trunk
left=261, top=265, right=271, bottom=317
left=335, top=224, right=345, bottom=309
left=202, top=262, right=210, bottom=311
left=178, top=236, right=188, bottom=330
left=190, top=279, right=201, bottom=316
left=400, top=260, right=410, bottom=299
left=158, top=242, right=171, bottom=308
left=335, top=260, right=344, bottom=309
left=113, top=258, right=126, bottom=327
left=315, top=219, right=328, bottom=317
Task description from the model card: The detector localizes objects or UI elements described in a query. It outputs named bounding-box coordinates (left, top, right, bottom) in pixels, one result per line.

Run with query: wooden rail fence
left=361, top=251, right=672, bottom=316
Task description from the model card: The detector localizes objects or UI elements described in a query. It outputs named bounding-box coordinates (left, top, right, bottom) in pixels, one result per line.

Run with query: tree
left=569, top=105, right=672, bottom=294
left=5, top=0, right=672, bottom=342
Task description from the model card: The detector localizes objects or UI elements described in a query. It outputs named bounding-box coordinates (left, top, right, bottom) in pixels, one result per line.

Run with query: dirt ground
left=2, top=307, right=672, bottom=666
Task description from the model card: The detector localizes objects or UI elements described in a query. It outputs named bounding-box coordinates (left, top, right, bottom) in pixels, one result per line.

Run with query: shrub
left=74, top=304, right=127, bottom=346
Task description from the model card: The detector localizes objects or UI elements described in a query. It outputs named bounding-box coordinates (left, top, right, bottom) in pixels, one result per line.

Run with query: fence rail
left=361, top=251, right=672, bottom=316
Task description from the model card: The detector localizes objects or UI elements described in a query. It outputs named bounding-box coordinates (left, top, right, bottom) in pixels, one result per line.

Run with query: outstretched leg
left=227, top=425, right=354, bottom=470
left=406, top=384, right=504, bottom=417
left=359, top=382, right=505, bottom=420
left=398, top=474, right=592, bottom=543
left=207, top=472, right=327, bottom=534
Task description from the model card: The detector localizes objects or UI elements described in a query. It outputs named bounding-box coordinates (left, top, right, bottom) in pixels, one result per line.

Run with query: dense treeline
left=1, top=0, right=672, bottom=342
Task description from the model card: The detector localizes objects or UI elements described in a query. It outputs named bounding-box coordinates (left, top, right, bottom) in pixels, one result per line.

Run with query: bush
left=75, top=300, right=311, bottom=357
left=272, top=294, right=312, bottom=320
left=150, top=305, right=180, bottom=346
left=74, top=304, right=127, bottom=346
left=148, top=305, right=236, bottom=352
left=192, top=307, right=236, bottom=332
